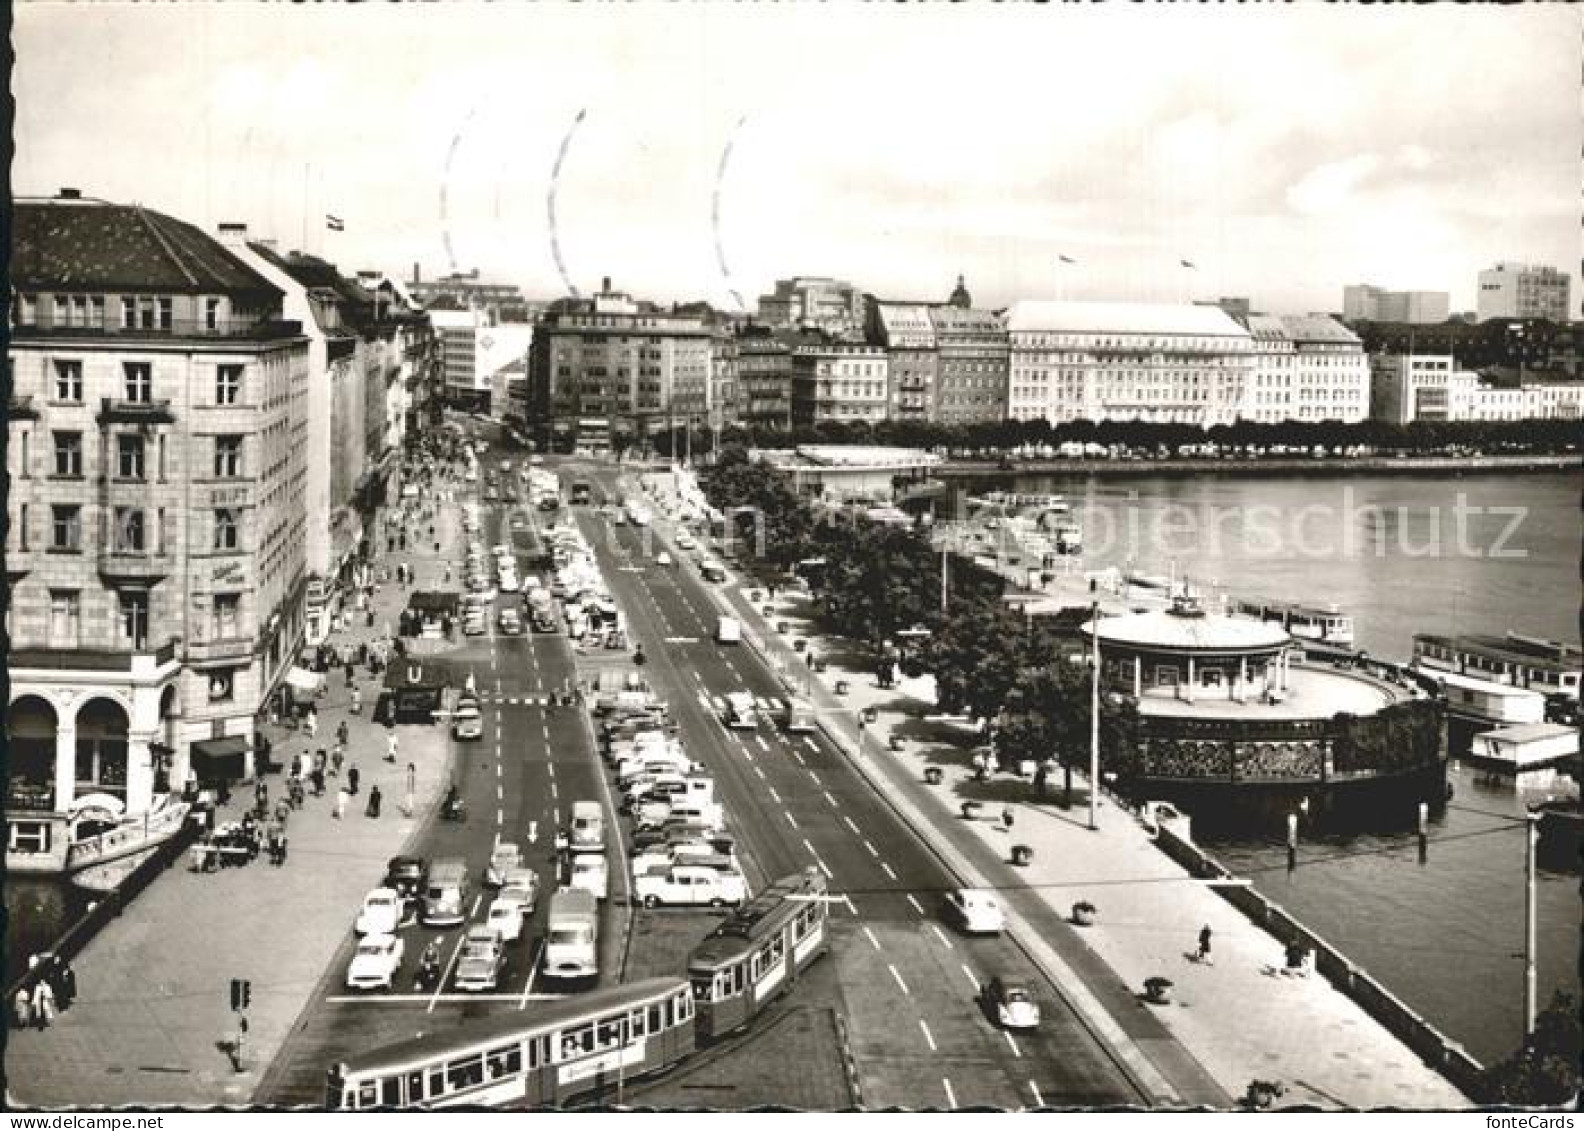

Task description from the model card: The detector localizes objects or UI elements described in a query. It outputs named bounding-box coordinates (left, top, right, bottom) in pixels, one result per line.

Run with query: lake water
left=989, top=468, right=1581, bottom=1066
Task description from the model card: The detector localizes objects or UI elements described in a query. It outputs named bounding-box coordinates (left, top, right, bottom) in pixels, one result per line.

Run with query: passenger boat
left=967, top=491, right=1070, bottom=515
left=1233, top=599, right=1355, bottom=646
left=1412, top=632, right=1581, bottom=701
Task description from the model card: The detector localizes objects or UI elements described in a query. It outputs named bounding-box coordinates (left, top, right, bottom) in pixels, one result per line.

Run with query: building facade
left=1476, top=263, right=1572, bottom=323
left=527, top=279, right=712, bottom=448
left=866, top=301, right=938, bottom=421
left=1373, top=355, right=1584, bottom=423
left=930, top=304, right=1008, bottom=425
left=1005, top=301, right=1254, bottom=427
left=7, top=192, right=310, bottom=871
left=1368, top=354, right=1459, bottom=424
left=789, top=343, right=890, bottom=427
left=1342, top=285, right=1450, bottom=325
left=408, top=267, right=532, bottom=322
left=756, top=277, right=865, bottom=338
left=1277, top=315, right=1369, bottom=424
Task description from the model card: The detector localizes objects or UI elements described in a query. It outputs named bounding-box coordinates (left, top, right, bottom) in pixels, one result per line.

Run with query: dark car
left=384, top=855, right=429, bottom=902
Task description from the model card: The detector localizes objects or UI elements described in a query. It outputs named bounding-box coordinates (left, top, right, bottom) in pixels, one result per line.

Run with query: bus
left=327, top=977, right=695, bottom=1109
left=686, top=868, right=830, bottom=1041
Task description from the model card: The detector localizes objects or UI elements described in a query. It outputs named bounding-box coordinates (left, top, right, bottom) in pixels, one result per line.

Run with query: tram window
left=381, top=1077, right=402, bottom=1107
left=630, top=1008, right=647, bottom=1037
left=562, top=1023, right=595, bottom=1058
left=487, top=1044, right=523, bottom=1078
left=676, top=991, right=693, bottom=1022
left=428, top=1067, right=445, bottom=1097
left=407, top=1072, right=425, bottom=1103
left=649, top=1004, right=664, bottom=1032
left=768, top=935, right=786, bottom=965
left=357, top=1081, right=378, bottom=1109
left=750, top=952, right=762, bottom=980
left=596, top=1018, right=624, bottom=1050
left=446, top=1054, right=485, bottom=1092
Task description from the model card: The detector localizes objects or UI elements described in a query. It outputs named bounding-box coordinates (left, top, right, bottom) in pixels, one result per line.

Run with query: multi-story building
left=733, top=327, right=809, bottom=430
left=408, top=267, right=532, bottom=323
left=930, top=303, right=1008, bottom=425
left=528, top=278, right=712, bottom=448
left=1242, top=315, right=1368, bottom=423
left=1241, top=315, right=1297, bottom=423
left=1369, top=354, right=1460, bottom=424
left=708, top=329, right=740, bottom=435
left=789, top=343, right=890, bottom=427
left=1371, top=354, right=1584, bottom=423
left=1477, top=263, right=1572, bottom=323
left=1005, top=301, right=1253, bottom=427
left=757, top=277, right=865, bottom=338
left=1342, top=285, right=1450, bottom=325
left=866, top=300, right=938, bottom=421
left=7, top=191, right=311, bottom=871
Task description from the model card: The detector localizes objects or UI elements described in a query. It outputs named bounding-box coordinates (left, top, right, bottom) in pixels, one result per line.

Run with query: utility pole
left=1524, top=809, right=1539, bottom=1038
left=940, top=544, right=949, bottom=614
left=1088, top=600, right=1100, bottom=831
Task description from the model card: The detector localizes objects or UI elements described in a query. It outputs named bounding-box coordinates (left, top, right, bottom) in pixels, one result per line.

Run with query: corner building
left=6, top=192, right=309, bottom=872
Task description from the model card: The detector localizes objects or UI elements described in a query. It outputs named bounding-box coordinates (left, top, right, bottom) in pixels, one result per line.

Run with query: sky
left=13, top=4, right=1581, bottom=316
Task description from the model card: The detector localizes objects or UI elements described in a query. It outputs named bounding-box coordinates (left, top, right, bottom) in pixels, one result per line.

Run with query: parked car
left=499, top=866, right=540, bottom=913
left=453, top=927, right=505, bottom=992
left=943, top=888, right=1006, bottom=935
left=486, top=896, right=527, bottom=943
left=985, top=976, right=1041, bottom=1030
left=486, top=842, right=523, bottom=887
left=345, top=933, right=404, bottom=991
left=634, top=863, right=745, bottom=909
left=354, top=887, right=404, bottom=937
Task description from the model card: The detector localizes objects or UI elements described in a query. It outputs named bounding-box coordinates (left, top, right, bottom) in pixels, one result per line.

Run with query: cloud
left=1286, top=155, right=1384, bottom=216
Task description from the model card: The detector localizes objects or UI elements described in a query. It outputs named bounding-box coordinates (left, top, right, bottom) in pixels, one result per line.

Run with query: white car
left=486, top=842, right=523, bottom=887
left=497, top=573, right=521, bottom=593
left=675, top=533, right=696, bottom=550
left=486, top=896, right=527, bottom=943
left=522, top=575, right=542, bottom=591
left=634, top=863, right=745, bottom=909
left=453, top=927, right=505, bottom=992
left=986, top=977, right=1041, bottom=1030
left=499, top=866, right=541, bottom=912
left=354, top=887, right=404, bottom=937
left=345, top=933, right=404, bottom=991
left=567, top=853, right=610, bottom=901
left=943, top=888, right=1006, bottom=935
left=655, top=552, right=673, bottom=567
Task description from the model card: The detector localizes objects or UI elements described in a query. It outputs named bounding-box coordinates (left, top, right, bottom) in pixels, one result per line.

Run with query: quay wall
left=1150, top=820, right=1485, bottom=1097
left=937, top=453, right=1581, bottom=479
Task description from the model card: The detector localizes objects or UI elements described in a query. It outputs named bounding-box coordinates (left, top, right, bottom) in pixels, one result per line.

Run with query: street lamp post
left=1088, top=600, right=1100, bottom=831
left=1523, top=809, right=1539, bottom=1038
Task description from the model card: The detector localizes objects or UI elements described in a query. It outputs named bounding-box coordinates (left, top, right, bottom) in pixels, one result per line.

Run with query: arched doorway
left=74, top=698, right=129, bottom=801
left=7, top=696, right=59, bottom=811
left=157, top=685, right=180, bottom=794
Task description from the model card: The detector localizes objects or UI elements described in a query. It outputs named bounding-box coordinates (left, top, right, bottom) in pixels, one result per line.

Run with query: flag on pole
left=326, top=214, right=344, bottom=232
left=1058, top=254, right=1077, bottom=264
left=1180, top=259, right=1196, bottom=269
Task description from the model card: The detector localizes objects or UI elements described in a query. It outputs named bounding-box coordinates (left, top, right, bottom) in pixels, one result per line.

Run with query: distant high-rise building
left=409, top=268, right=533, bottom=322
left=1476, top=263, right=1571, bottom=323
left=1342, top=285, right=1449, bottom=325
left=757, top=277, right=865, bottom=338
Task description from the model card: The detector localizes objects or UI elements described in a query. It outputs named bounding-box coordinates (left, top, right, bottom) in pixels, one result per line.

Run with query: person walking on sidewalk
left=335, top=786, right=349, bottom=820
left=351, top=686, right=362, bottom=715
left=385, top=732, right=399, bottom=764
left=1197, top=924, right=1214, bottom=965
left=332, top=747, right=345, bottom=777
left=337, top=719, right=350, bottom=749
left=1001, top=806, right=1015, bottom=833
left=31, top=978, right=56, bottom=1029
left=347, top=765, right=361, bottom=796
left=366, top=785, right=383, bottom=819
left=13, top=988, right=32, bottom=1031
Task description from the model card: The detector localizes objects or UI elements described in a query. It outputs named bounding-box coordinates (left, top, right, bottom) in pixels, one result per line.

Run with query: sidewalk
left=634, top=470, right=1467, bottom=1110
left=6, top=482, right=465, bottom=1108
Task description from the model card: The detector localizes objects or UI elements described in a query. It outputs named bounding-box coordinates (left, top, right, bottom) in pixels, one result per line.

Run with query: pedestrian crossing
left=473, top=693, right=563, bottom=707
left=696, top=690, right=789, bottom=713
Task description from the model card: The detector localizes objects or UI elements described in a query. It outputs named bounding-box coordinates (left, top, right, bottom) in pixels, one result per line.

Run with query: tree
left=1475, top=991, right=1581, bottom=1106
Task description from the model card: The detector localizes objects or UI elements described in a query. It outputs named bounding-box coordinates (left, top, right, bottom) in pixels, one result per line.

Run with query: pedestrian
left=347, top=765, right=360, bottom=796
left=335, top=787, right=349, bottom=820
left=279, top=835, right=289, bottom=865
left=1197, top=925, right=1213, bottom=965
left=332, top=748, right=345, bottom=777
left=304, top=709, right=318, bottom=740
left=55, top=959, right=76, bottom=1010
left=345, top=663, right=355, bottom=688
left=386, top=732, right=399, bottom=764
left=254, top=779, right=268, bottom=815
left=13, top=988, right=32, bottom=1031
left=1001, top=806, right=1015, bottom=833
left=315, top=748, right=328, bottom=776
left=351, top=687, right=362, bottom=715
left=32, top=978, right=56, bottom=1029
left=367, top=785, right=383, bottom=819
left=311, top=766, right=325, bottom=797
left=337, top=720, right=350, bottom=748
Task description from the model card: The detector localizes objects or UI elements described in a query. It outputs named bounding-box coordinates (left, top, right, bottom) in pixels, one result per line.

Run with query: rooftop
left=1088, top=600, right=1291, bottom=653
left=1477, top=722, right=1579, bottom=745
left=1140, top=663, right=1409, bottom=722
left=13, top=196, right=281, bottom=297
left=1006, top=300, right=1250, bottom=338
left=754, top=445, right=942, bottom=471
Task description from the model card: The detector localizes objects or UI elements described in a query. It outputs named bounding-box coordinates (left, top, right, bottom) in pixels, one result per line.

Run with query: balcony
left=97, top=398, right=176, bottom=426
left=9, top=395, right=40, bottom=420
left=10, top=636, right=180, bottom=673
left=15, top=317, right=305, bottom=343
left=98, top=548, right=175, bottom=582
left=185, top=636, right=255, bottom=664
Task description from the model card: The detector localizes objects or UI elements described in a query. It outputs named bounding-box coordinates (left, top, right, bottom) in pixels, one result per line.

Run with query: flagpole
left=301, top=163, right=309, bottom=255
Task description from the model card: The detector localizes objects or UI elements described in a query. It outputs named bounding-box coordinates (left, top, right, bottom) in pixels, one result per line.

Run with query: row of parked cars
left=595, top=697, right=748, bottom=909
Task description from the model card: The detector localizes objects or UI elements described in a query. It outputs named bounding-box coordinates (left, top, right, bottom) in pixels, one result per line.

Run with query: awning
left=191, top=736, right=249, bottom=779
left=284, top=666, right=325, bottom=694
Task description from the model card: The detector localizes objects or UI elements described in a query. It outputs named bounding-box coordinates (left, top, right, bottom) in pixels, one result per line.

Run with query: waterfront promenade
left=937, top=452, right=1582, bottom=479
left=642, top=470, right=1470, bottom=1109
left=6, top=503, right=463, bottom=1108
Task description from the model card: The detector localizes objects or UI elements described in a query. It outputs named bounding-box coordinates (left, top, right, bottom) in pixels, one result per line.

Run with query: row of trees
left=652, top=416, right=1580, bottom=461
left=700, top=448, right=1140, bottom=787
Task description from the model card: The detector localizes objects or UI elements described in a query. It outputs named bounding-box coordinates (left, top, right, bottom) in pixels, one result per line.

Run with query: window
left=157, top=297, right=172, bottom=330
left=49, top=590, right=81, bottom=647
left=214, top=436, right=243, bottom=478
left=214, top=509, right=239, bottom=551
left=113, top=507, right=145, bottom=552
left=54, top=360, right=83, bottom=402
left=205, top=297, right=221, bottom=331
left=16, top=504, right=27, bottom=552
left=16, top=293, right=37, bottom=325
left=53, top=432, right=83, bottom=477
left=119, top=590, right=150, bottom=650
left=121, top=296, right=136, bottom=329
left=88, top=295, right=105, bottom=328
left=123, top=362, right=152, bottom=403
left=116, top=434, right=146, bottom=479
left=216, top=365, right=242, bottom=404
left=213, top=593, right=240, bottom=639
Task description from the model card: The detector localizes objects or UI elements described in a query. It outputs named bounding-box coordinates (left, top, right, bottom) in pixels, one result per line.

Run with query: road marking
left=427, top=899, right=480, bottom=1012
left=906, top=894, right=924, bottom=915
left=888, top=965, right=909, bottom=995
left=1004, top=1031, right=1023, bottom=1059
left=496, top=764, right=502, bottom=778
left=960, top=964, right=978, bottom=991
left=752, top=765, right=765, bottom=779
left=881, top=862, right=897, bottom=881
left=496, top=807, right=504, bottom=826
left=329, top=992, right=569, bottom=1005
left=822, top=790, right=838, bottom=807
left=942, top=1079, right=957, bottom=1111
left=788, top=748, right=805, bottom=766
left=754, top=736, right=769, bottom=752
left=930, top=924, right=954, bottom=950
left=840, top=894, right=857, bottom=915
left=802, top=736, right=819, bottom=752
left=919, top=1020, right=936, bottom=1051
left=863, top=839, right=879, bottom=858
left=549, top=780, right=558, bottom=798
left=517, top=940, right=544, bottom=1010
left=496, top=784, right=504, bottom=801
left=663, top=636, right=698, bottom=644
left=1028, top=1082, right=1044, bottom=1108
left=767, top=786, right=782, bottom=803
left=843, top=816, right=861, bottom=835
left=862, top=926, right=881, bottom=951
left=547, top=762, right=555, bottom=779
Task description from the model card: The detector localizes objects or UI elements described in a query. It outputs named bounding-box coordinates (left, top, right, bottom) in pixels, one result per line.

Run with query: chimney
left=412, top=262, right=420, bottom=285
left=58, top=187, right=82, bottom=200
left=602, top=276, right=612, bottom=294
left=216, top=222, right=248, bottom=248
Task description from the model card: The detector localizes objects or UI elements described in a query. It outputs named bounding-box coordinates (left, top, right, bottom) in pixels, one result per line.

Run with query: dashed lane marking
left=888, top=965, right=909, bottom=995
left=943, top=1079, right=957, bottom=1111
left=496, top=807, right=504, bottom=826
left=767, top=786, right=782, bottom=803
left=752, top=765, right=765, bottom=779
left=754, top=736, right=769, bottom=752
left=960, top=964, right=978, bottom=991
left=862, top=926, right=881, bottom=951
left=881, top=862, right=898, bottom=881
left=1004, top=1031, right=1023, bottom=1059
left=497, top=784, right=504, bottom=801
left=802, top=736, right=819, bottom=752
left=785, top=811, right=799, bottom=829
left=862, top=839, right=879, bottom=858
left=906, top=894, right=924, bottom=915
left=930, top=924, right=954, bottom=951
left=919, top=1020, right=937, bottom=1052
left=517, top=940, right=544, bottom=1010
left=822, top=790, right=838, bottom=808
left=547, top=762, right=555, bottom=779
left=1029, top=1082, right=1044, bottom=1108
left=843, top=816, right=861, bottom=835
